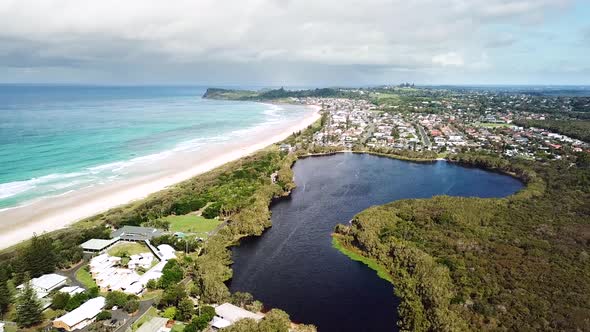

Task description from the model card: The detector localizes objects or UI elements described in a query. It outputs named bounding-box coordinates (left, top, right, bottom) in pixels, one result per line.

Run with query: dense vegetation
left=515, top=119, right=590, bottom=142
left=335, top=153, right=590, bottom=331
left=203, top=87, right=357, bottom=101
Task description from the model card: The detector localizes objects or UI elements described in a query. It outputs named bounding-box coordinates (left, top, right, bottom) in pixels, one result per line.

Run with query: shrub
left=162, top=307, right=177, bottom=320
left=96, top=311, right=112, bottom=321
left=124, top=300, right=139, bottom=313
left=51, top=292, right=70, bottom=310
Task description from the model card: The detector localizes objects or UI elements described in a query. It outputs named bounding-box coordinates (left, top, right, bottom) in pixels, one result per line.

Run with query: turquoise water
left=0, top=85, right=309, bottom=209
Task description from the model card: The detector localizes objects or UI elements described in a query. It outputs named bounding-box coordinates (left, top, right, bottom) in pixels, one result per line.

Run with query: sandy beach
left=0, top=105, right=321, bottom=250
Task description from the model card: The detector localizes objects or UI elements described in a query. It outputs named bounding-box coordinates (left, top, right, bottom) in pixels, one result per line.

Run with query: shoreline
left=0, top=104, right=321, bottom=250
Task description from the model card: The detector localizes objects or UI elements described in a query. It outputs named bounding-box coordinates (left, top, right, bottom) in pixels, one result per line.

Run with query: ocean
left=0, top=85, right=310, bottom=210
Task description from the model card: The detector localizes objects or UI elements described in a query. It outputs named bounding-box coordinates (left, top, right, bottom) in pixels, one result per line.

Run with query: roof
left=215, top=303, right=264, bottom=323
left=111, top=226, right=163, bottom=241
left=81, top=238, right=119, bottom=251
left=157, top=244, right=176, bottom=261
left=18, top=273, right=67, bottom=295
left=59, top=286, right=85, bottom=295
left=55, top=296, right=105, bottom=327
left=136, top=317, right=169, bottom=332
left=211, top=316, right=232, bottom=329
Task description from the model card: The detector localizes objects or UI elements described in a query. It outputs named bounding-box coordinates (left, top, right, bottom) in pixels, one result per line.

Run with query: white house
left=157, top=244, right=176, bottom=261
left=212, top=303, right=264, bottom=328
left=58, top=286, right=85, bottom=296
left=17, top=273, right=67, bottom=299
left=128, top=253, right=155, bottom=270
left=53, top=297, right=106, bottom=331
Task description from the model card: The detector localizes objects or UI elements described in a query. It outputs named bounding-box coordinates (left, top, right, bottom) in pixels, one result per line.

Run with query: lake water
left=229, top=153, right=524, bottom=331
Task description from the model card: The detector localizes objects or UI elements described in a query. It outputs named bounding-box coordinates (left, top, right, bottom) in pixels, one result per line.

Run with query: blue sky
left=0, top=0, right=588, bottom=85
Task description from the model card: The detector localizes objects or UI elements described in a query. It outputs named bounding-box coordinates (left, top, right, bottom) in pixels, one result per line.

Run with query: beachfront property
left=17, top=273, right=67, bottom=299
left=211, top=303, right=264, bottom=329
left=53, top=296, right=106, bottom=331
left=112, top=226, right=164, bottom=242
left=80, top=237, right=120, bottom=254
left=88, top=243, right=176, bottom=295
left=128, top=252, right=155, bottom=269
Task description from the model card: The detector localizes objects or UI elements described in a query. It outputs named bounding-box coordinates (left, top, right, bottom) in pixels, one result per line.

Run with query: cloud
left=0, top=0, right=580, bottom=83
left=432, top=52, right=464, bottom=67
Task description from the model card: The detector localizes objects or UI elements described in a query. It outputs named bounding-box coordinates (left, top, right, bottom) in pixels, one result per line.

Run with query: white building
left=157, top=244, right=176, bottom=261
left=212, top=303, right=264, bottom=329
left=53, top=297, right=106, bottom=331
left=17, top=273, right=67, bottom=299
left=59, top=286, right=85, bottom=296
left=128, top=253, right=155, bottom=270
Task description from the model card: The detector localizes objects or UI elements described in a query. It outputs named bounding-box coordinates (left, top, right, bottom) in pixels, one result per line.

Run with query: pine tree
left=15, top=275, right=43, bottom=328
left=0, top=267, right=11, bottom=316
left=23, top=235, right=56, bottom=277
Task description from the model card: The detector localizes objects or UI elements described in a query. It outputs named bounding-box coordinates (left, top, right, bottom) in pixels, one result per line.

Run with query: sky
left=0, top=0, right=588, bottom=86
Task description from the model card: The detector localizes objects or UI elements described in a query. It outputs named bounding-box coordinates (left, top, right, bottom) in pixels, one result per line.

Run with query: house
left=59, top=286, right=85, bottom=296
left=89, top=254, right=122, bottom=277
left=157, top=244, right=176, bottom=261
left=53, top=297, right=106, bottom=331
left=80, top=237, right=120, bottom=254
left=279, top=144, right=292, bottom=153
left=111, top=226, right=163, bottom=242
left=128, top=253, right=155, bottom=270
left=17, top=273, right=67, bottom=299
left=212, top=303, right=264, bottom=328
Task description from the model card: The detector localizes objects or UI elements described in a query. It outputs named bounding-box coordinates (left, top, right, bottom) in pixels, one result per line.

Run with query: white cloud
left=0, top=0, right=578, bottom=83
left=432, top=52, right=464, bottom=67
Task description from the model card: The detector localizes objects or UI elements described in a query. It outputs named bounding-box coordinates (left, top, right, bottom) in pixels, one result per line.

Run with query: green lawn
left=108, top=242, right=150, bottom=257
left=163, top=215, right=221, bottom=237
left=478, top=122, right=511, bottom=128
left=75, top=265, right=97, bottom=289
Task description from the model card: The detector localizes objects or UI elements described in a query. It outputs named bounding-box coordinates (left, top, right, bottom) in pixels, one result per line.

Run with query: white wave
left=0, top=171, right=86, bottom=199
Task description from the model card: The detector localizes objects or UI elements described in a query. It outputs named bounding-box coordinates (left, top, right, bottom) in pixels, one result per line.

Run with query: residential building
left=53, top=297, right=106, bottom=331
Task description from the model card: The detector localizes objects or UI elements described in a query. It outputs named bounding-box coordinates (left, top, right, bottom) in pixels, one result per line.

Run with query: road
left=417, top=125, right=431, bottom=147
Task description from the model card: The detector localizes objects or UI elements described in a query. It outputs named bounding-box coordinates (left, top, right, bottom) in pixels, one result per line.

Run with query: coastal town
left=290, top=87, right=589, bottom=159
left=0, top=85, right=589, bottom=332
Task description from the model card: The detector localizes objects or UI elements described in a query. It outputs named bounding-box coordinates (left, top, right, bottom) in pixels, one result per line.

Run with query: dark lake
left=229, top=153, right=523, bottom=331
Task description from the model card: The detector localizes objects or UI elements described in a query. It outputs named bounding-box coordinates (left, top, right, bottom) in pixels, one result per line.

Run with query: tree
left=258, top=309, right=291, bottom=332
left=51, top=292, right=71, bottom=310
left=96, top=311, right=112, bottom=321
left=160, top=259, right=184, bottom=289
left=160, top=284, right=187, bottom=307
left=0, top=267, right=11, bottom=316
left=124, top=300, right=139, bottom=313
left=231, top=291, right=254, bottom=308
left=162, top=307, right=177, bottom=319
left=106, top=291, right=129, bottom=308
left=19, top=235, right=56, bottom=278
left=176, top=298, right=194, bottom=321
left=15, top=277, right=43, bottom=328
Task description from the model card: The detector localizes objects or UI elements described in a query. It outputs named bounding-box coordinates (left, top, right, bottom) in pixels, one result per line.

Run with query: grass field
left=478, top=122, right=511, bottom=128
left=108, top=242, right=150, bottom=257
left=163, top=214, right=221, bottom=237
left=75, top=265, right=97, bottom=289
